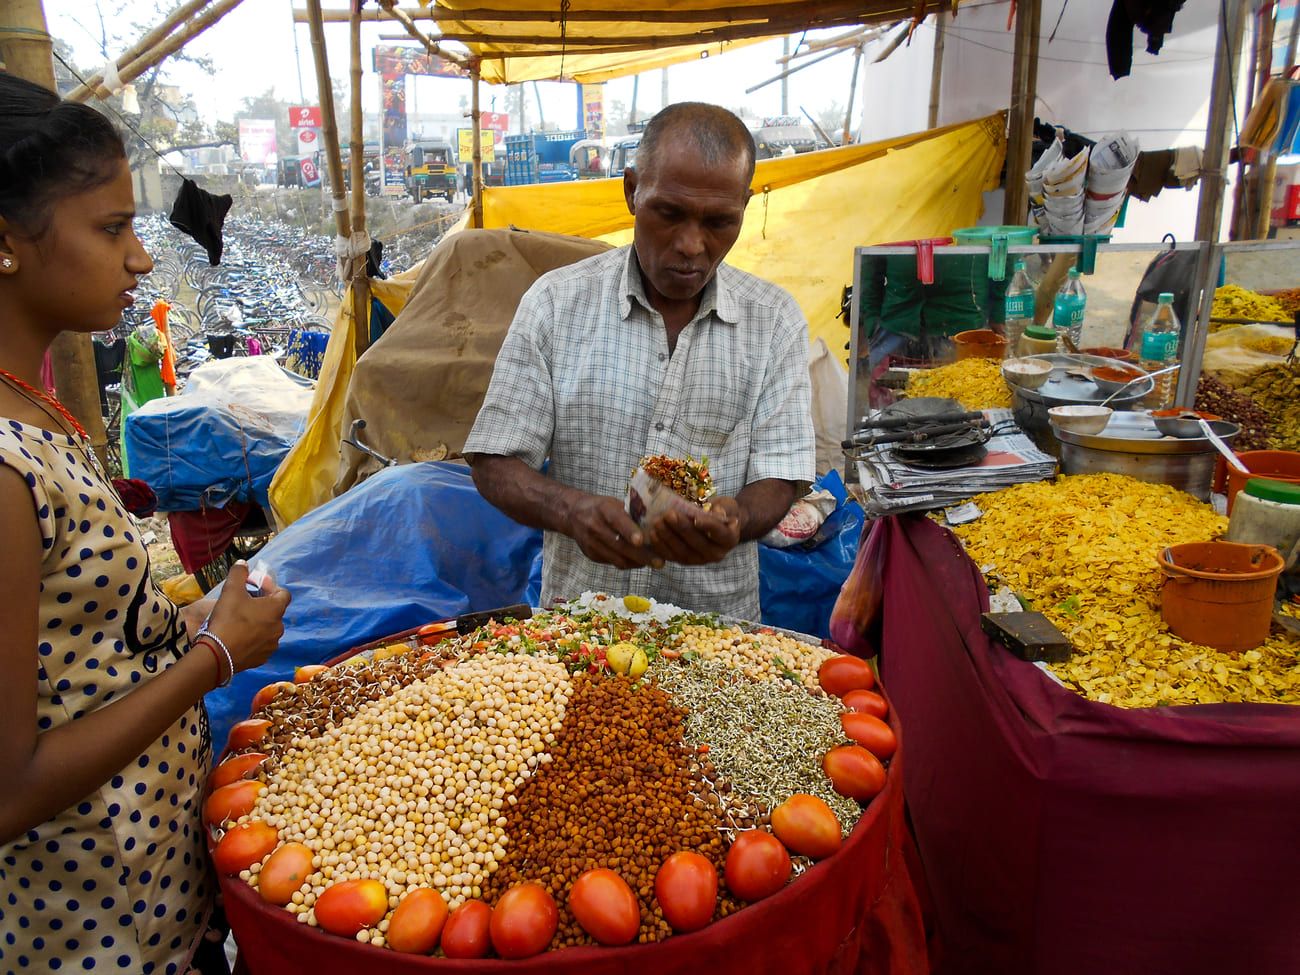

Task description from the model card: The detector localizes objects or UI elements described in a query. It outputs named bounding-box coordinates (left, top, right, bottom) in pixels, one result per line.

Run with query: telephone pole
left=0, top=0, right=110, bottom=462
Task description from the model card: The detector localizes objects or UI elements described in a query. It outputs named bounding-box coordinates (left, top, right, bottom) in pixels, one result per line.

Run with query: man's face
left=623, top=141, right=752, bottom=309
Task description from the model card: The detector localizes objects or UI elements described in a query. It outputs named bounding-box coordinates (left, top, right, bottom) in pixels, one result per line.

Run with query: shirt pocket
left=673, top=347, right=753, bottom=496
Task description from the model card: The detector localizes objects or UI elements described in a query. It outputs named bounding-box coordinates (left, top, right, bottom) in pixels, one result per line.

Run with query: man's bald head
left=632, top=102, right=757, bottom=188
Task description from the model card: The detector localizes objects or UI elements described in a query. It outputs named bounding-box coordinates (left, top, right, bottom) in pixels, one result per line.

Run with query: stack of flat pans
left=846, top=397, right=993, bottom=468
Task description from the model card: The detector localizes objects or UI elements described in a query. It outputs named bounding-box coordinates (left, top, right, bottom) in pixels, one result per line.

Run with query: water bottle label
left=1004, top=293, right=1034, bottom=319
left=1140, top=331, right=1178, bottom=361
left=1053, top=303, right=1085, bottom=329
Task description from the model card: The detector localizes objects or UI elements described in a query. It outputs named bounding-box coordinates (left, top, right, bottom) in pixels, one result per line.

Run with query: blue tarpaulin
left=205, top=461, right=542, bottom=749
left=125, top=358, right=313, bottom=511
left=204, top=463, right=860, bottom=750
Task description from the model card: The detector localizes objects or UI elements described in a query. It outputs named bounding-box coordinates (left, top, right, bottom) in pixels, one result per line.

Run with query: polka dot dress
left=0, top=419, right=211, bottom=974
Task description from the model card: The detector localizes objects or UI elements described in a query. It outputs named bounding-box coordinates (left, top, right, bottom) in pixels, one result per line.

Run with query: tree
left=816, top=101, right=849, bottom=143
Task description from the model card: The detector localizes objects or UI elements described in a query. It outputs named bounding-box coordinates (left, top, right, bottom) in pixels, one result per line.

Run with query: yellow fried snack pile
left=1210, top=284, right=1291, bottom=328
left=951, top=473, right=1300, bottom=707
left=1237, top=362, right=1300, bottom=450
left=905, top=357, right=1012, bottom=411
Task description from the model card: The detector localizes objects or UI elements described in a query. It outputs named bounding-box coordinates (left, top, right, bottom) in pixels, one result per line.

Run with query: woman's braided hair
left=0, top=72, right=126, bottom=238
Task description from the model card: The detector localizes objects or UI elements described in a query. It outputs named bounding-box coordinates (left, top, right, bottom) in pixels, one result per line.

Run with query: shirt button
left=655, top=421, right=665, bottom=432
left=658, top=353, right=667, bottom=362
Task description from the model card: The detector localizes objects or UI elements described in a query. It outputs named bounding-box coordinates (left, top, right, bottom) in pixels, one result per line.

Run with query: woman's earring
left=1, top=258, right=12, bottom=269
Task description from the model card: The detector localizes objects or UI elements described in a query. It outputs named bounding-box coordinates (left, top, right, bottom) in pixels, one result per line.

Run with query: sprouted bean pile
left=213, top=595, right=878, bottom=951
left=950, top=473, right=1300, bottom=707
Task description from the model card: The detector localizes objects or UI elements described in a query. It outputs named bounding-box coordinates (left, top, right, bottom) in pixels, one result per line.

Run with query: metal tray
left=1052, top=411, right=1240, bottom=454
left=1012, top=353, right=1154, bottom=407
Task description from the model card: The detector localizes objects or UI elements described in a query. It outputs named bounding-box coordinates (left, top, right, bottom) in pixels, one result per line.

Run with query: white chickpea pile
left=244, top=652, right=573, bottom=926
left=668, top=624, right=836, bottom=693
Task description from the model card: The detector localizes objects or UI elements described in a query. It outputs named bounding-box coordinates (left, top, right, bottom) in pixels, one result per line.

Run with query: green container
left=1039, top=233, right=1112, bottom=274
left=951, top=225, right=1038, bottom=282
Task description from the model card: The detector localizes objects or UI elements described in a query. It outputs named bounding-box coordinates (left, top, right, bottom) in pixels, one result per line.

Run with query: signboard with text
left=288, top=105, right=322, bottom=129
left=480, top=111, right=510, bottom=132
left=238, top=119, right=277, bottom=165
left=457, top=128, right=496, bottom=163
left=374, top=44, right=472, bottom=194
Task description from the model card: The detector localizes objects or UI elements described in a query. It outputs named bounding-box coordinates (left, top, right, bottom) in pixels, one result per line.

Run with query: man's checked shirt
left=465, top=244, right=814, bottom=620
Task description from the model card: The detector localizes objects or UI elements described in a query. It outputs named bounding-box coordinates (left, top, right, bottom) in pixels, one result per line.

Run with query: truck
left=405, top=139, right=458, bottom=202
left=607, top=134, right=641, bottom=177
left=751, top=116, right=826, bottom=159
left=503, top=130, right=585, bottom=185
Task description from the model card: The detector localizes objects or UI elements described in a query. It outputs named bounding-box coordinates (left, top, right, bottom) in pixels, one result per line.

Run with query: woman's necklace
left=0, top=368, right=107, bottom=479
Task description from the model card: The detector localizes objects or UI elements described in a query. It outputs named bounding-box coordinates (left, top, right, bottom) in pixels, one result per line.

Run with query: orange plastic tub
left=953, top=329, right=1008, bottom=360
left=1158, top=542, right=1284, bottom=653
left=1213, top=450, right=1300, bottom=512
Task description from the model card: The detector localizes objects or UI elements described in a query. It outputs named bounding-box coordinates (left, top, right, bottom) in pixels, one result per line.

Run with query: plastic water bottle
left=1002, top=260, right=1036, bottom=357
left=1138, top=292, right=1181, bottom=408
left=1052, top=267, right=1087, bottom=350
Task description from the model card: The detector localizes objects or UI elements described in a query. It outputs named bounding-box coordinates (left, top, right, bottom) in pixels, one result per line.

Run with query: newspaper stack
left=853, top=410, right=1057, bottom=517
left=1027, top=132, right=1089, bottom=236
left=1085, top=133, right=1140, bottom=234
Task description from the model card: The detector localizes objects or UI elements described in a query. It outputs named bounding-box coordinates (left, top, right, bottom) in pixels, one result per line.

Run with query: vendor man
left=465, top=102, right=814, bottom=619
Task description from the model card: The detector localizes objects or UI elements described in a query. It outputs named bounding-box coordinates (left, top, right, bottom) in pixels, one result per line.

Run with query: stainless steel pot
left=1052, top=412, right=1241, bottom=500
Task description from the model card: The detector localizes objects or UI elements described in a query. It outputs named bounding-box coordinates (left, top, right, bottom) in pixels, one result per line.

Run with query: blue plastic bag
left=759, top=470, right=864, bottom=639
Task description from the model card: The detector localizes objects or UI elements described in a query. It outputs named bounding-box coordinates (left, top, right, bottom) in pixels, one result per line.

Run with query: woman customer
left=0, top=73, right=290, bottom=974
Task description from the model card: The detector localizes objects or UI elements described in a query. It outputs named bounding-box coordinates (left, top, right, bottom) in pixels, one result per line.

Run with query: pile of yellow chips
left=1210, top=284, right=1292, bottom=327
left=951, top=473, right=1300, bottom=707
left=906, top=357, right=1013, bottom=411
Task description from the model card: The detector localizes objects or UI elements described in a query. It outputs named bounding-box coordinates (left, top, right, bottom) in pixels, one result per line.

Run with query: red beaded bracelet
left=195, top=634, right=233, bottom=688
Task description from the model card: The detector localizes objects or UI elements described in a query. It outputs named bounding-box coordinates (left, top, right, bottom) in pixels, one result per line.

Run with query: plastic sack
left=828, top=514, right=889, bottom=657
left=759, top=470, right=864, bottom=639
left=1202, top=322, right=1294, bottom=388
left=204, top=461, right=543, bottom=750
left=809, top=337, right=849, bottom=475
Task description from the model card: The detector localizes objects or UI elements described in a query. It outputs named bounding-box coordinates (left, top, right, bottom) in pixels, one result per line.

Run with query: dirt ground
left=141, top=516, right=185, bottom=586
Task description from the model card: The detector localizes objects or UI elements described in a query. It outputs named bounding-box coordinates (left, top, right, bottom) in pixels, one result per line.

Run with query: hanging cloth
left=168, top=178, right=232, bottom=266
left=1107, top=0, right=1188, bottom=80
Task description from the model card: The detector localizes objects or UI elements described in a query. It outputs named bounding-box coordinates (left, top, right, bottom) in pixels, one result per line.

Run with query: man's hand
left=647, top=496, right=743, bottom=566
left=570, top=494, right=662, bottom=570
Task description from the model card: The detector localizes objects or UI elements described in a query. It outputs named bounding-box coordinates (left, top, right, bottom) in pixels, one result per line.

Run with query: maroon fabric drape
left=168, top=502, right=254, bottom=573
left=221, top=700, right=928, bottom=974
left=875, top=514, right=1300, bottom=975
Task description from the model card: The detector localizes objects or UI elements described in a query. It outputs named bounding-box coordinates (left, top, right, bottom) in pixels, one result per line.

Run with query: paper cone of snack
left=626, top=455, right=715, bottom=530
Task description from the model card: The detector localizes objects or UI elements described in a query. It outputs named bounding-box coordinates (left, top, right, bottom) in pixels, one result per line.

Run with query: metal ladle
left=1196, top=417, right=1250, bottom=474
left=1097, top=363, right=1183, bottom=408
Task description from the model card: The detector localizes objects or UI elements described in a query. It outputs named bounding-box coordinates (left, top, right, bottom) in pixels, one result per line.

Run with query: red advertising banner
left=288, top=105, right=322, bottom=129
left=481, top=111, right=510, bottom=132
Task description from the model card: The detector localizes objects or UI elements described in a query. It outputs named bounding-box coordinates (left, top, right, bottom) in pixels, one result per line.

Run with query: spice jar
left=1019, top=325, right=1059, bottom=357
left=1226, top=478, right=1300, bottom=560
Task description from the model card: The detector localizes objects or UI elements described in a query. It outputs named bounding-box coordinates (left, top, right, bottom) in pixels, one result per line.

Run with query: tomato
left=226, top=719, right=272, bottom=751
left=212, top=820, right=278, bottom=875
left=771, top=794, right=842, bottom=860
left=314, top=878, right=389, bottom=937
left=441, top=900, right=492, bottom=959
left=251, top=681, right=295, bottom=713
left=568, top=868, right=639, bottom=946
left=654, top=852, right=717, bottom=933
left=489, top=881, right=558, bottom=959
left=293, top=664, right=330, bottom=684
left=208, top=752, right=268, bottom=790
left=387, top=888, right=449, bottom=954
left=724, top=831, right=791, bottom=902
left=842, top=689, right=888, bottom=719
left=818, top=655, right=875, bottom=697
left=202, top=780, right=265, bottom=827
left=841, top=712, right=897, bottom=760
left=257, top=842, right=315, bottom=906
left=823, top=745, right=886, bottom=801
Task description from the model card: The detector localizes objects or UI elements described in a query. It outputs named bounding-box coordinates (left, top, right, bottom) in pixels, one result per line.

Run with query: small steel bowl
left=1151, top=411, right=1226, bottom=438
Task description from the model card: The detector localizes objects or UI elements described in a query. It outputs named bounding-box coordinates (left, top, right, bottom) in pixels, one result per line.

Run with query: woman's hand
left=201, top=562, right=291, bottom=674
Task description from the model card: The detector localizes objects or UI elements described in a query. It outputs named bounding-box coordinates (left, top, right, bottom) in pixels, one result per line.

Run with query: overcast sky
left=45, top=0, right=878, bottom=130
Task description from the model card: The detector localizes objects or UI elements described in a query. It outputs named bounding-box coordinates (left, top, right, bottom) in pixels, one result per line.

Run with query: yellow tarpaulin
left=478, top=113, right=1006, bottom=352
left=269, top=113, right=1005, bottom=527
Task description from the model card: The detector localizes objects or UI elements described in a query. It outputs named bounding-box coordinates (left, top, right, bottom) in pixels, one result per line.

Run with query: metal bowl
left=1151, top=413, right=1230, bottom=438
left=1002, top=357, right=1053, bottom=390
left=1049, top=405, right=1113, bottom=435
left=1088, top=365, right=1148, bottom=398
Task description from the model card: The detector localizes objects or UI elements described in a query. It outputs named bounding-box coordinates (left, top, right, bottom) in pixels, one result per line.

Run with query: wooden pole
left=305, top=0, right=364, bottom=359
left=1196, top=0, right=1248, bottom=242
left=1003, top=0, right=1041, bottom=224
left=0, top=0, right=110, bottom=463
left=928, top=6, right=947, bottom=129
left=66, top=0, right=212, bottom=101
left=842, top=43, right=862, bottom=145
left=1230, top=3, right=1272, bottom=239
left=349, top=1, right=372, bottom=359
left=471, top=61, right=485, bottom=229
left=109, top=0, right=245, bottom=94
left=1255, top=7, right=1300, bottom=238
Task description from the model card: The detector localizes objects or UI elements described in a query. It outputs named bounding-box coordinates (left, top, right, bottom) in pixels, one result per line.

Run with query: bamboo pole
left=110, top=0, right=246, bottom=94
left=471, top=61, right=484, bottom=229
left=0, top=0, right=110, bottom=464
left=66, top=0, right=212, bottom=101
left=1196, top=0, right=1248, bottom=242
left=1002, top=0, right=1041, bottom=224
left=349, top=1, right=372, bottom=359
left=304, top=0, right=363, bottom=360
left=842, top=42, right=862, bottom=145
left=377, top=0, right=471, bottom=69
left=1254, top=6, right=1300, bottom=239
left=928, top=6, right=947, bottom=129
left=295, top=2, right=938, bottom=26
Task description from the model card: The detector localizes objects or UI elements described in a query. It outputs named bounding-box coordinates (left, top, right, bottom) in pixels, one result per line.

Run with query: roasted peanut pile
left=906, top=357, right=1013, bottom=410
left=1195, top=375, right=1272, bottom=451
left=668, top=623, right=837, bottom=693
left=246, top=652, right=572, bottom=934
left=1210, top=284, right=1291, bottom=326
left=1235, top=362, right=1300, bottom=450
left=952, top=473, right=1300, bottom=707
left=481, top=673, right=736, bottom=946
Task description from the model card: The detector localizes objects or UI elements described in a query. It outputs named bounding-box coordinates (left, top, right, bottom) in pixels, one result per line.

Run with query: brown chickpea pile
left=481, top=673, right=740, bottom=946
